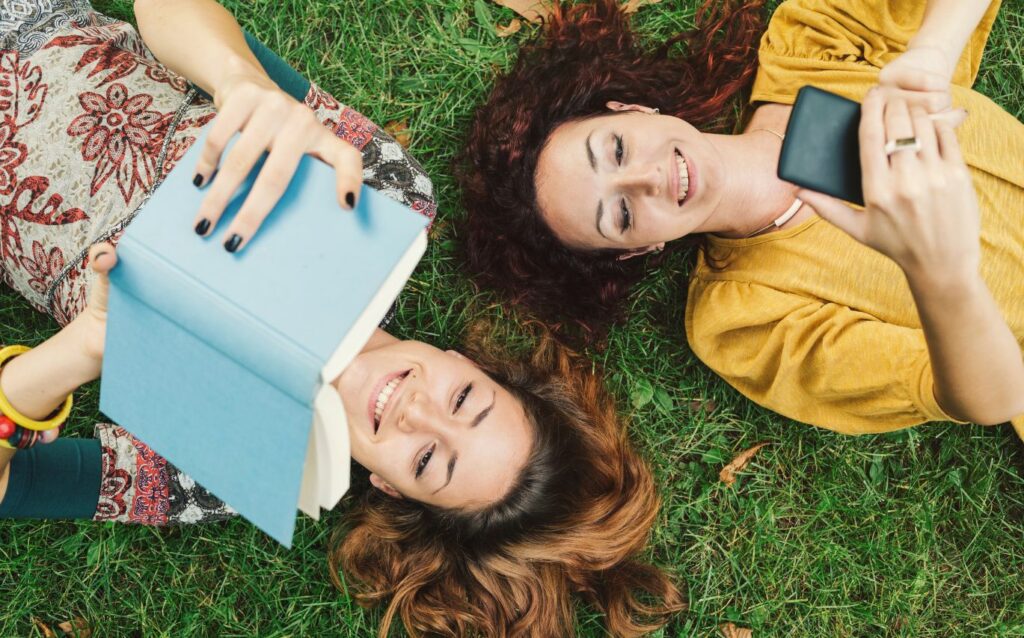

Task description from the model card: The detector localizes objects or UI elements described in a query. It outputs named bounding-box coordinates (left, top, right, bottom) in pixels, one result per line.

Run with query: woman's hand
left=75, top=243, right=119, bottom=366
left=798, top=89, right=979, bottom=282
left=190, top=57, right=363, bottom=252
left=877, top=45, right=954, bottom=114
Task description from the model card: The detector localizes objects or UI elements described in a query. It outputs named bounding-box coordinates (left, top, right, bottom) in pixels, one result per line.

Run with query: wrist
left=906, top=39, right=958, bottom=79
left=212, top=54, right=270, bottom=109
left=60, top=317, right=104, bottom=384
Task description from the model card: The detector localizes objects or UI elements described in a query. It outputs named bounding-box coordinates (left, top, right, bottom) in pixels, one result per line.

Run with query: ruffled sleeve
left=752, top=0, right=1001, bottom=104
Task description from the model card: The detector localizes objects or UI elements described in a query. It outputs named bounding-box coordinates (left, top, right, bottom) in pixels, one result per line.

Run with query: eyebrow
left=431, top=391, right=496, bottom=495
left=431, top=453, right=457, bottom=495
left=586, top=133, right=609, bottom=239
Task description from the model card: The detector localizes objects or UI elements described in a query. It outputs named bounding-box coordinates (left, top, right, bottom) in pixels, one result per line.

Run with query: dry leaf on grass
left=32, top=618, right=57, bottom=638
left=496, top=18, right=523, bottom=37
left=687, top=398, right=718, bottom=415
left=492, top=0, right=551, bottom=23
left=719, top=442, right=768, bottom=487
left=383, top=120, right=412, bottom=149
left=720, top=622, right=753, bottom=638
left=622, top=0, right=662, bottom=13
left=57, top=618, right=92, bottom=637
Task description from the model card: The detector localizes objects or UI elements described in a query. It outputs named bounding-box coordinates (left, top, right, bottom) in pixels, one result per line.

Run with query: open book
left=99, top=125, right=428, bottom=546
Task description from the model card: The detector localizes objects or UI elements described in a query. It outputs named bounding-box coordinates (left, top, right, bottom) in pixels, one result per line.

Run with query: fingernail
left=345, top=192, right=355, bottom=209
left=193, top=174, right=203, bottom=188
left=224, top=234, right=243, bottom=253
left=195, top=218, right=210, bottom=235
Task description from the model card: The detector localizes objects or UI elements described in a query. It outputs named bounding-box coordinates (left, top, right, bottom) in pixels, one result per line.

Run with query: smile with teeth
left=674, top=149, right=689, bottom=205
left=374, top=371, right=410, bottom=432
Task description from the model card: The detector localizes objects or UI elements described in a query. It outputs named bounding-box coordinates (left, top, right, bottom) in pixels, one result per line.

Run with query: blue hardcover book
left=99, top=125, right=428, bottom=546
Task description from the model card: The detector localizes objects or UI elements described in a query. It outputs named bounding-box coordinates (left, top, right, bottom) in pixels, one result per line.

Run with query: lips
left=367, top=369, right=411, bottom=434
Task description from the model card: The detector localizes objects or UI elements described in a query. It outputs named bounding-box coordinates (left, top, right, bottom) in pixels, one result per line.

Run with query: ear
left=615, top=242, right=665, bottom=260
left=369, top=473, right=403, bottom=499
left=606, top=101, right=659, bottom=115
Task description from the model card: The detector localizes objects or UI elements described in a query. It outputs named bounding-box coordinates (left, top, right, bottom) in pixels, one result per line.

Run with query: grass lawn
left=3, top=0, right=1024, bottom=636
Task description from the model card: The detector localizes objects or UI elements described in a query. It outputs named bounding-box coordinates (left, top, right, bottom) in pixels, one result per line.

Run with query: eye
left=619, top=199, right=632, bottom=232
left=415, top=442, right=436, bottom=479
left=455, top=383, right=473, bottom=413
left=614, top=134, right=624, bottom=165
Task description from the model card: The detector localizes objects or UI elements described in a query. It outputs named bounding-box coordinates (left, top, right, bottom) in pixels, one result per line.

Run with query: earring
left=652, top=108, right=660, bottom=115
left=652, top=246, right=664, bottom=255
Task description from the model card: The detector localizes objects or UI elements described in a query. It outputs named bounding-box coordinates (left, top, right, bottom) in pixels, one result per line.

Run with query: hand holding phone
left=793, top=88, right=979, bottom=279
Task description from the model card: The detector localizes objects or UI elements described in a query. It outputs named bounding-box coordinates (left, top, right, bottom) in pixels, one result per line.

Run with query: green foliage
left=3, top=0, right=1024, bottom=636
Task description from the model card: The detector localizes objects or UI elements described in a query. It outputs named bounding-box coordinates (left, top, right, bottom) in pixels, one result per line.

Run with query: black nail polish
left=224, top=234, right=243, bottom=253
left=193, top=174, right=203, bottom=188
left=195, top=218, right=210, bottom=235
left=345, top=192, right=355, bottom=208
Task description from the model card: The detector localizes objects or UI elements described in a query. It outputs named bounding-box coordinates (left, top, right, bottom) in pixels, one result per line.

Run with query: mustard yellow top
left=684, top=0, right=1024, bottom=435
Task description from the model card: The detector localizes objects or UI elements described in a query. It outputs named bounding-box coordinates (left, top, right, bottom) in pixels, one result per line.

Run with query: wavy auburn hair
left=329, top=332, right=684, bottom=637
left=458, top=0, right=765, bottom=338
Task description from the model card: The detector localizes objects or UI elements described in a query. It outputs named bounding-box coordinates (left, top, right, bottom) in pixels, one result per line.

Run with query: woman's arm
left=0, top=247, right=115, bottom=501
left=909, top=0, right=995, bottom=71
left=133, top=0, right=264, bottom=104
left=878, top=0, right=995, bottom=112
left=800, top=90, right=1024, bottom=425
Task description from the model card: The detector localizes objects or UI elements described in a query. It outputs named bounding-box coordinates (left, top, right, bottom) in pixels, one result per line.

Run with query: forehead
left=535, top=117, right=608, bottom=248
left=439, top=386, right=534, bottom=509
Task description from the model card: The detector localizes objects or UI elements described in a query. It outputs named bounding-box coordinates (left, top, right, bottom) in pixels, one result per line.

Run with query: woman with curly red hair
left=460, top=0, right=1024, bottom=437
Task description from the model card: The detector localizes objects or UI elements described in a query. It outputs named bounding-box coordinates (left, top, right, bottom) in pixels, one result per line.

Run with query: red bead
left=0, top=415, right=14, bottom=439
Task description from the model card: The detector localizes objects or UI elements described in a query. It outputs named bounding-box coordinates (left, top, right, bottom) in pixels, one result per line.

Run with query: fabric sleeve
left=0, top=439, right=101, bottom=519
left=751, top=0, right=1001, bottom=104
left=0, top=426, right=236, bottom=524
left=685, top=278, right=966, bottom=435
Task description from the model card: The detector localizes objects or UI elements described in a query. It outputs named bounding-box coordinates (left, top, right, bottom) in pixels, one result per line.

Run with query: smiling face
left=534, top=106, right=725, bottom=252
left=336, top=339, right=534, bottom=510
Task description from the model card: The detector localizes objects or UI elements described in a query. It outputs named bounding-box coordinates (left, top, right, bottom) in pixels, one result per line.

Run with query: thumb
left=87, top=242, right=118, bottom=314
left=798, top=190, right=867, bottom=242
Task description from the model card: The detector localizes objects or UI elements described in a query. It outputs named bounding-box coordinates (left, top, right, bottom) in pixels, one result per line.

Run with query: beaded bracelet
left=0, top=345, right=73, bottom=432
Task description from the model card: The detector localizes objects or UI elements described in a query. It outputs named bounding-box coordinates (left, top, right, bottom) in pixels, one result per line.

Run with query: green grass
left=3, top=0, right=1024, bottom=636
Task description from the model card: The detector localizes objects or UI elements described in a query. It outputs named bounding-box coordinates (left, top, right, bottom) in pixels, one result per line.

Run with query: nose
left=613, top=162, right=661, bottom=196
left=396, top=390, right=448, bottom=434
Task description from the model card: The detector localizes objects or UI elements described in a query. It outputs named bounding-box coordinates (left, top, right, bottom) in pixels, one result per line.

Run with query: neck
left=697, top=130, right=800, bottom=238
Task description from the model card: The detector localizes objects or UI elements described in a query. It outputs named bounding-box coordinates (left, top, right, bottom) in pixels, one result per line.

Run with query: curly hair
left=458, top=0, right=766, bottom=339
left=328, top=332, right=684, bottom=637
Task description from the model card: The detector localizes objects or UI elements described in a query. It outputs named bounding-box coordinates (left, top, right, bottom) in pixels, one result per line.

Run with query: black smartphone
left=777, top=85, right=864, bottom=206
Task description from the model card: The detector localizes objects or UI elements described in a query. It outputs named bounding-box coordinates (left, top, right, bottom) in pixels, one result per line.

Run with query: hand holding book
left=190, top=59, right=364, bottom=253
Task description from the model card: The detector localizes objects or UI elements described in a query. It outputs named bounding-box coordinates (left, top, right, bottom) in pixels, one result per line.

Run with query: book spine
left=110, top=235, right=321, bottom=404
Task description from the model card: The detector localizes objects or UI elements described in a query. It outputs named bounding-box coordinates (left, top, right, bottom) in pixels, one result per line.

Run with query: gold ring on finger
left=884, top=136, right=921, bottom=156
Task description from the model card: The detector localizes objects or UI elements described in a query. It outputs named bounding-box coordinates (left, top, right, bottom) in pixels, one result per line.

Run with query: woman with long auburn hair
left=460, top=0, right=1024, bottom=437
left=0, top=0, right=683, bottom=635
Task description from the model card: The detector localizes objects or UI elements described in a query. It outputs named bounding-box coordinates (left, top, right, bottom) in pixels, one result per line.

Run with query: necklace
left=744, top=127, right=803, bottom=238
